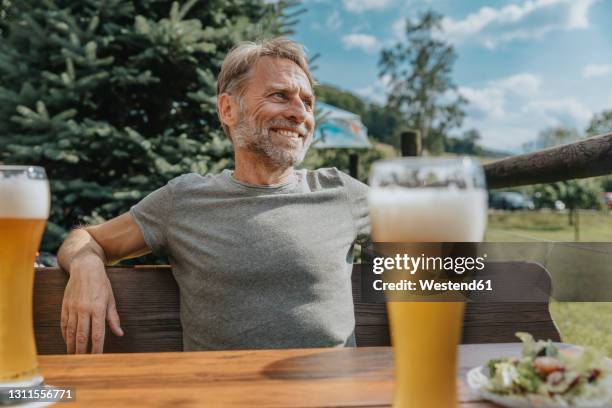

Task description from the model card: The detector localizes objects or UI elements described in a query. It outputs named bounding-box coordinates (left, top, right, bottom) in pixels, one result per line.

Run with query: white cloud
left=354, top=75, right=392, bottom=104
left=525, top=98, right=592, bottom=126
left=392, top=18, right=405, bottom=40
left=341, top=33, right=381, bottom=54
left=567, top=0, right=597, bottom=28
left=459, top=73, right=541, bottom=118
left=439, top=0, right=598, bottom=48
left=582, top=64, right=612, bottom=78
left=456, top=73, right=597, bottom=151
left=459, top=85, right=506, bottom=118
left=326, top=10, right=342, bottom=31
left=343, top=0, right=394, bottom=13
left=495, top=73, right=542, bottom=95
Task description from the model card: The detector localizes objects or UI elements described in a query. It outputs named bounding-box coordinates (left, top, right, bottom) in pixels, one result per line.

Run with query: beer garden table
left=36, top=343, right=528, bottom=407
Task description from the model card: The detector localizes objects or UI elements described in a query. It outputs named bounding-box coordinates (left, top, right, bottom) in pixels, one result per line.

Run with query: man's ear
left=218, top=92, right=239, bottom=128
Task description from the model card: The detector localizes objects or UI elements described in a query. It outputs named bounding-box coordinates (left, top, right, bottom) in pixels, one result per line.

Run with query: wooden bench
left=33, top=262, right=560, bottom=354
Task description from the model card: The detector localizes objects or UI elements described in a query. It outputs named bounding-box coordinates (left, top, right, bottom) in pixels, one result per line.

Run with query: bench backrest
left=34, top=262, right=560, bottom=354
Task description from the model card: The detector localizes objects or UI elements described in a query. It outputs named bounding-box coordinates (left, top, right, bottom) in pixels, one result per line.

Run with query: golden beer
left=0, top=166, right=49, bottom=390
left=369, top=158, right=487, bottom=408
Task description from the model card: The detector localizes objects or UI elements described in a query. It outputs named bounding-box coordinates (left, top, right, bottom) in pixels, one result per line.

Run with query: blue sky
left=290, top=0, right=612, bottom=152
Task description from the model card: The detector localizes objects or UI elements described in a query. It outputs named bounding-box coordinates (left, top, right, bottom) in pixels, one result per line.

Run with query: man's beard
left=232, top=114, right=313, bottom=168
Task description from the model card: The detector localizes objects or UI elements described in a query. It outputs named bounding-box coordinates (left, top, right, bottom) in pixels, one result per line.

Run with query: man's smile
left=270, top=128, right=304, bottom=140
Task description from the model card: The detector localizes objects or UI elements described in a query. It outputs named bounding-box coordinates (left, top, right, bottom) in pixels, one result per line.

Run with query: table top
left=39, top=343, right=526, bottom=407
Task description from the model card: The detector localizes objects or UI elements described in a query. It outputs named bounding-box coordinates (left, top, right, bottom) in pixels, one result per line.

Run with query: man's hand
left=61, top=255, right=124, bottom=354
left=57, top=213, right=150, bottom=354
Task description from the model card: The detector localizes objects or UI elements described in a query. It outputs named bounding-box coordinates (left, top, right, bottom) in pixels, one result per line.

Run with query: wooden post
left=574, top=209, right=580, bottom=242
left=349, top=153, right=359, bottom=179
left=401, top=130, right=421, bottom=157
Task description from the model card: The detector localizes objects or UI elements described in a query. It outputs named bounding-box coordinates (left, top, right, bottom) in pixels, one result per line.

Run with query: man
left=58, top=37, right=369, bottom=354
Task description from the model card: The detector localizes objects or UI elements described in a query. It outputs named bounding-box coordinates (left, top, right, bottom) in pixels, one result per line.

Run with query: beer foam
left=368, top=188, right=487, bottom=242
left=0, top=173, right=50, bottom=219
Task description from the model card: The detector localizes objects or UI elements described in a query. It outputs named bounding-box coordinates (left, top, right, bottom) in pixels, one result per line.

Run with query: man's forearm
left=57, top=228, right=108, bottom=275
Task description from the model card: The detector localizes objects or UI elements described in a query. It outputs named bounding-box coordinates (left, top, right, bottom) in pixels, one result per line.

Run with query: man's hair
left=216, top=37, right=314, bottom=138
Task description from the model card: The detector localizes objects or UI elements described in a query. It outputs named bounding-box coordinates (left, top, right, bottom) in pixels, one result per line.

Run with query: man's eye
left=303, top=100, right=313, bottom=109
left=273, top=92, right=287, bottom=99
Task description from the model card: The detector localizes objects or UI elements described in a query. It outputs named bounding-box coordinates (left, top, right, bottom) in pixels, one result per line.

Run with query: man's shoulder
left=301, top=167, right=343, bottom=189
left=301, top=167, right=369, bottom=192
left=166, top=171, right=219, bottom=192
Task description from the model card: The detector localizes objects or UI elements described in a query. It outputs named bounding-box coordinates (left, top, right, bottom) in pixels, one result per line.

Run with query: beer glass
left=0, top=166, right=50, bottom=399
left=368, top=157, right=487, bottom=408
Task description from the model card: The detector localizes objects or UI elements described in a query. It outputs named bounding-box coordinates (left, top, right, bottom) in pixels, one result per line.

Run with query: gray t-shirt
left=130, top=168, right=369, bottom=351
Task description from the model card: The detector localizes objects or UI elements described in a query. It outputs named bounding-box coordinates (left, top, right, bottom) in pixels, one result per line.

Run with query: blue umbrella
left=313, top=102, right=372, bottom=149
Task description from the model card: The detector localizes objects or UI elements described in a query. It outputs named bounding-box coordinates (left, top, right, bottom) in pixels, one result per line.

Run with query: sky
left=290, top=0, right=612, bottom=153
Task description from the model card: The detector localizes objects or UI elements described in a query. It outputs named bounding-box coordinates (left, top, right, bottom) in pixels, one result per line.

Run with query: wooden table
left=38, top=343, right=526, bottom=407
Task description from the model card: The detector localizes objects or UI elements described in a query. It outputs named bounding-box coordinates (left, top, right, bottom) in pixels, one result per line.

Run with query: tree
left=601, top=176, right=612, bottom=192
left=378, top=10, right=466, bottom=154
left=529, top=178, right=602, bottom=230
left=586, top=109, right=612, bottom=137
left=314, top=83, right=366, bottom=116
left=445, top=128, right=483, bottom=156
left=0, top=0, right=301, bottom=252
left=0, top=1, right=10, bottom=35
left=361, top=104, right=404, bottom=148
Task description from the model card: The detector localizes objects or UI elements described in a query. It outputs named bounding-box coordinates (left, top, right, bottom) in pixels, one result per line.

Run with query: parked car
left=489, top=192, right=535, bottom=211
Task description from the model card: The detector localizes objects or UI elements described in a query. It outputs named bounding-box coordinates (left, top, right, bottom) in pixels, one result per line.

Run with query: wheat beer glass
left=0, top=166, right=50, bottom=397
left=368, top=157, right=487, bottom=408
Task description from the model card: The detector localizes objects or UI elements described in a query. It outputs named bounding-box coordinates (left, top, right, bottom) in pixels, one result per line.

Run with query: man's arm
left=58, top=213, right=150, bottom=354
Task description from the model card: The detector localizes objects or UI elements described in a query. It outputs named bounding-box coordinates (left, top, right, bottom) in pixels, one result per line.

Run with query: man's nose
left=284, top=97, right=309, bottom=124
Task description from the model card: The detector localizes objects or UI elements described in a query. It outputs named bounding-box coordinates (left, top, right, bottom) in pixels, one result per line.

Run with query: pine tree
left=0, top=0, right=302, bottom=251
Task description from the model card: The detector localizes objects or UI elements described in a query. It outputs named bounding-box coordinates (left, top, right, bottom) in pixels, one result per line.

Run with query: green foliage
left=526, top=179, right=604, bottom=227
left=586, top=109, right=612, bottom=137
left=379, top=10, right=466, bottom=154
left=314, top=83, right=366, bottom=116
left=361, top=104, right=404, bottom=148
left=445, top=128, right=483, bottom=156
left=0, top=0, right=300, bottom=252
left=600, top=176, right=612, bottom=192
left=556, top=179, right=604, bottom=211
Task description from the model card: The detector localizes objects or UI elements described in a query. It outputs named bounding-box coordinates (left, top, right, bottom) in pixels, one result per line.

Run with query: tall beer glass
left=0, top=166, right=50, bottom=397
left=368, top=157, right=487, bottom=408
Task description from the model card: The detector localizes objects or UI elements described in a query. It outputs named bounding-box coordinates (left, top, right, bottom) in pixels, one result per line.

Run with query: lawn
left=549, top=302, right=612, bottom=356
left=485, top=210, right=612, bottom=354
left=486, top=210, right=612, bottom=242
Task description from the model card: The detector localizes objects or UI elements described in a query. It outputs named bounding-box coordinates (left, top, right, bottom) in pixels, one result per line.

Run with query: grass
left=486, top=210, right=612, bottom=354
left=486, top=210, right=612, bottom=242
left=550, top=302, right=612, bottom=356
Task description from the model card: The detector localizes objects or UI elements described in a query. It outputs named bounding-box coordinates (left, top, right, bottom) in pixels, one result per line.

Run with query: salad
left=468, top=332, right=612, bottom=407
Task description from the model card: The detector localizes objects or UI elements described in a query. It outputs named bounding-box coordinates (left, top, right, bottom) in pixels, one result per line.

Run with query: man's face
left=232, top=57, right=315, bottom=168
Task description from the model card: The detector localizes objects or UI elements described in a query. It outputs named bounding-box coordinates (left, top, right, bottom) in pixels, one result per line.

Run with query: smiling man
left=57, top=38, right=370, bottom=354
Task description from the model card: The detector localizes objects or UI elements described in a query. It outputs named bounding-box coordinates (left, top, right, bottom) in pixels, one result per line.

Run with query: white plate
left=467, top=366, right=563, bottom=408
left=467, top=363, right=612, bottom=408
